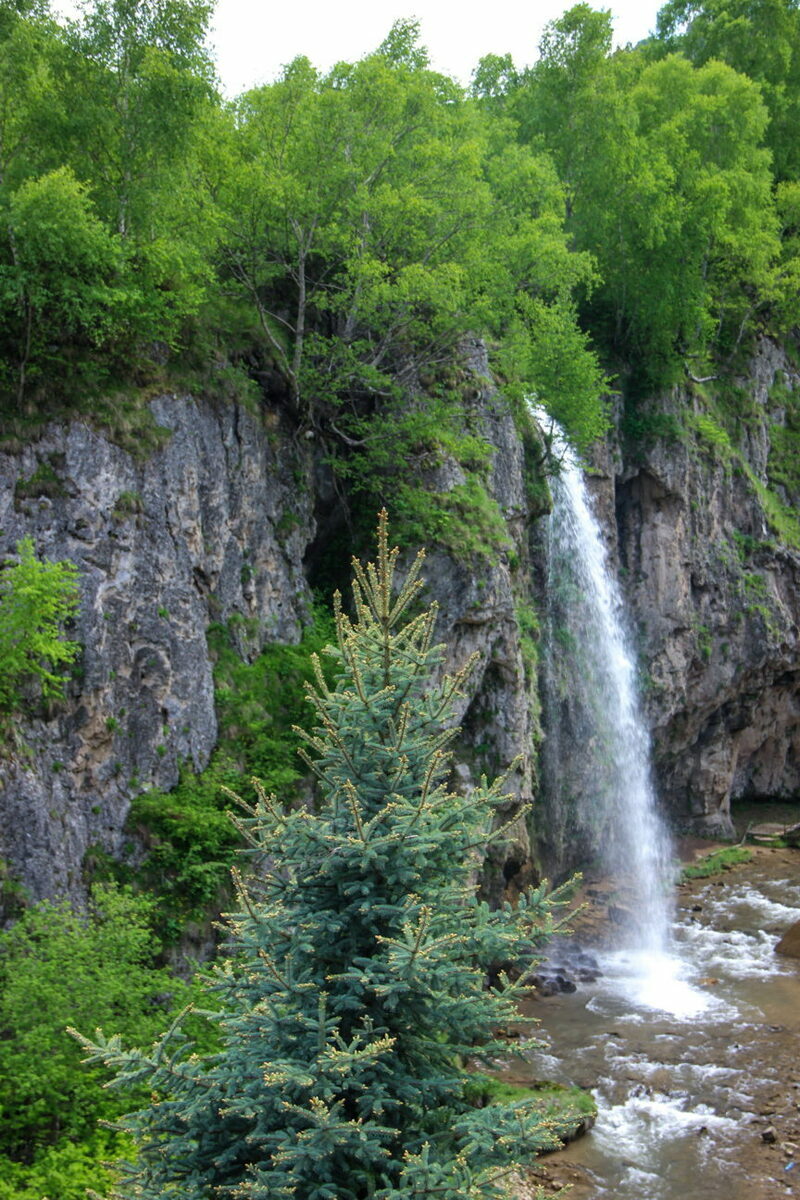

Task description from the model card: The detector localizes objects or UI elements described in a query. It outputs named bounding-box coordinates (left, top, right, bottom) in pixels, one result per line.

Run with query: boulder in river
left=775, top=918, right=800, bottom=958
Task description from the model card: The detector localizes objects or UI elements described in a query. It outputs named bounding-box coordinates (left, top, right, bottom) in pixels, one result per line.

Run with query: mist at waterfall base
left=536, top=410, right=708, bottom=1018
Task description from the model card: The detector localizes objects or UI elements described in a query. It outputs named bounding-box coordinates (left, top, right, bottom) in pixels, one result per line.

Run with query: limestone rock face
left=9, top=334, right=798, bottom=903
left=0, top=395, right=314, bottom=903
left=0, top=357, right=545, bottom=907
left=608, top=339, right=800, bottom=834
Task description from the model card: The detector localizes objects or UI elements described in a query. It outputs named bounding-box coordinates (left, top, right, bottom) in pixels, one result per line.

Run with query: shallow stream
left=513, top=853, right=800, bottom=1199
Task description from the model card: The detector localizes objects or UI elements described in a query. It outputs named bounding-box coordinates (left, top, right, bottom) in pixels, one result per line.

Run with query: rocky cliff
left=3, top=336, right=799, bottom=907
left=0, top=395, right=314, bottom=903
left=0, top=349, right=544, bottom=907
left=607, top=338, right=800, bottom=835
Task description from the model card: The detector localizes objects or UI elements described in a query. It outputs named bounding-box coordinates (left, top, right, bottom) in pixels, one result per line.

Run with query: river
left=510, top=846, right=800, bottom=1200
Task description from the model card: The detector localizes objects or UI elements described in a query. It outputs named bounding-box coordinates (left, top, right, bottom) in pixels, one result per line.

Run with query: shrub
left=0, top=537, right=79, bottom=718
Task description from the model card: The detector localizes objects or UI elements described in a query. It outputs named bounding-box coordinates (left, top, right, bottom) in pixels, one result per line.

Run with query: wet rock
left=776, top=918, right=800, bottom=958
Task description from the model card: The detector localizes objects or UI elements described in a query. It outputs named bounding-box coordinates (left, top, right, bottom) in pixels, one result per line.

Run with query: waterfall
left=536, top=410, right=677, bottom=987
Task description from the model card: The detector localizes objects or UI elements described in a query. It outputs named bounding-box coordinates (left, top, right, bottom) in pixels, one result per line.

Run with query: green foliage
left=768, top=418, right=800, bottom=496
left=743, top=459, right=800, bottom=548
left=0, top=0, right=215, bottom=405
left=76, top=514, right=570, bottom=1199
left=656, top=0, right=800, bottom=182
left=695, top=622, right=712, bottom=661
left=0, top=537, right=79, bottom=716
left=515, top=598, right=541, bottom=690
left=0, top=1137, right=124, bottom=1200
left=64, top=0, right=214, bottom=237
left=4, top=0, right=800, bottom=458
left=215, top=24, right=605, bottom=447
left=465, top=1073, right=596, bottom=1141
left=210, top=604, right=337, bottom=784
left=767, top=375, right=800, bottom=500
left=384, top=476, right=511, bottom=565
left=681, top=845, right=753, bottom=878
left=731, top=528, right=762, bottom=562
left=0, top=167, right=122, bottom=400
left=122, top=757, right=243, bottom=938
left=687, top=410, right=735, bottom=458
left=512, top=5, right=783, bottom=389
left=326, top=376, right=513, bottom=562
left=0, top=883, right=212, bottom=1196
left=112, top=489, right=144, bottom=519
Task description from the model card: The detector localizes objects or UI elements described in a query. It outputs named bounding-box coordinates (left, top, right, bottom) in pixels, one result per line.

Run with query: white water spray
left=536, top=411, right=697, bottom=1010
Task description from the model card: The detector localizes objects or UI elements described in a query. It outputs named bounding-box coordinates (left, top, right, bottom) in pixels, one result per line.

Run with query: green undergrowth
left=767, top=372, right=800, bottom=505
left=95, top=604, right=337, bottom=943
left=388, top=474, right=511, bottom=565
left=0, top=883, right=216, bottom=1200
left=768, top=419, right=800, bottom=498
left=13, top=457, right=66, bottom=503
left=744, top=468, right=800, bottom=548
left=681, top=846, right=753, bottom=879
left=465, top=1073, right=596, bottom=1144
left=330, top=377, right=513, bottom=566
left=687, top=408, right=735, bottom=460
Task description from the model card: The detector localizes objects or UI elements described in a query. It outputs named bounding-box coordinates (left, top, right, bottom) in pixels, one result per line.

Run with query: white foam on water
left=696, top=882, right=800, bottom=928
left=617, top=1054, right=741, bottom=1088
left=586, top=947, right=730, bottom=1019
left=591, top=1090, right=741, bottom=1165
left=676, top=912, right=797, bottom=981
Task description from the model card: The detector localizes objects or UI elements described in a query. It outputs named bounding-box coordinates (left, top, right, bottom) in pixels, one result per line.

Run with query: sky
left=56, top=0, right=667, bottom=96
left=208, top=0, right=666, bottom=95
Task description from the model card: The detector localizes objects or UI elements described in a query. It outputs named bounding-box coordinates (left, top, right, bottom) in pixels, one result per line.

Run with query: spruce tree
left=74, top=513, right=567, bottom=1199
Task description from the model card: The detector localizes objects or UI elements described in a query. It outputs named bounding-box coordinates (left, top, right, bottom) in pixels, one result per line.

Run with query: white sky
left=209, top=1, right=665, bottom=95
left=55, top=1, right=666, bottom=97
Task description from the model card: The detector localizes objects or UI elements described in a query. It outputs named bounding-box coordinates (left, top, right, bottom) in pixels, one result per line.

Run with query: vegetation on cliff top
left=5, top=0, right=800, bottom=554
left=4, top=0, right=800, bottom=430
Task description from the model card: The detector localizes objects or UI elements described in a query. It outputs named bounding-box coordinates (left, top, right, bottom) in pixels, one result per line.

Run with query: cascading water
left=535, top=410, right=698, bottom=1012
left=519, top=411, right=800, bottom=1200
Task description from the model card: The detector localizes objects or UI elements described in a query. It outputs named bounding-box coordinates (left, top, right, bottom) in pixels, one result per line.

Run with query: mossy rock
left=681, top=846, right=753, bottom=879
